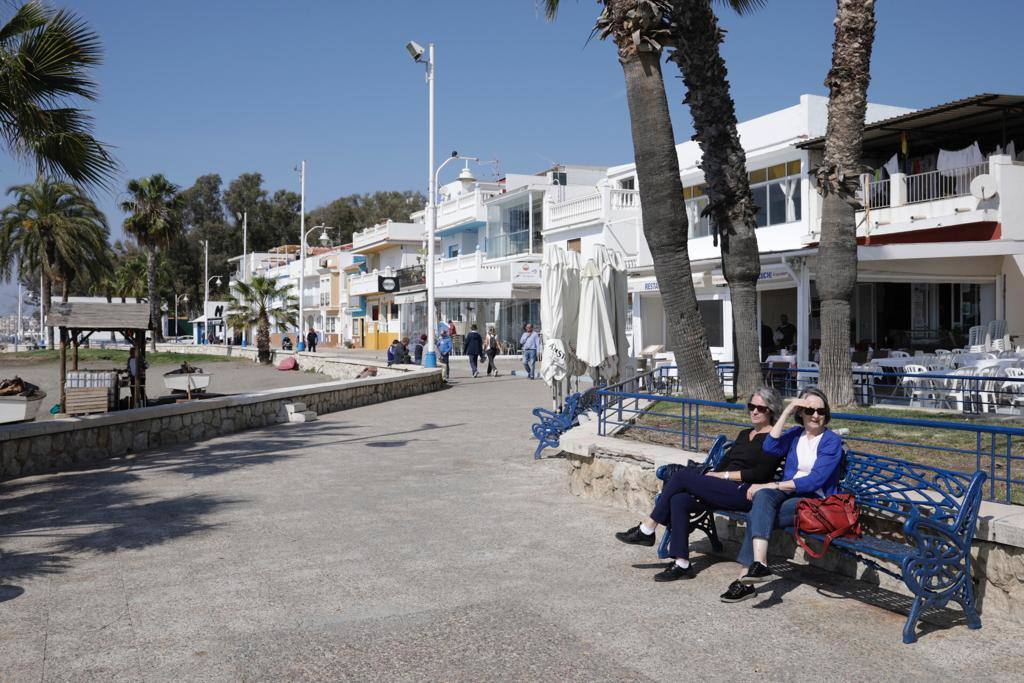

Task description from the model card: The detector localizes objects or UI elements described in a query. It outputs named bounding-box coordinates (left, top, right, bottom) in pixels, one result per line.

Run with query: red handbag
left=793, top=493, right=862, bottom=559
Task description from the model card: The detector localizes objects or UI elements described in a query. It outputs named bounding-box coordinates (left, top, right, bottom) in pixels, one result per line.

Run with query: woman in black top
left=615, top=386, right=785, bottom=582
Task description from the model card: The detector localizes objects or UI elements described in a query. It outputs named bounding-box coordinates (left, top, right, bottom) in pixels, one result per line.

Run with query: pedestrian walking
left=413, top=334, right=426, bottom=364
left=520, top=323, right=540, bottom=379
left=306, top=327, right=318, bottom=353
left=464, top=324, right=484, bottom=378
left=437, top=330, right=453, bottom=380
left=484, top=327, right=500, bottom=376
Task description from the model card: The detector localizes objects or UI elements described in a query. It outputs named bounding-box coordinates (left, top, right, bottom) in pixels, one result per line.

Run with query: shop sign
left=378, top=275, right=400, bottom=293
left=511, top=261, right=542, bottom=285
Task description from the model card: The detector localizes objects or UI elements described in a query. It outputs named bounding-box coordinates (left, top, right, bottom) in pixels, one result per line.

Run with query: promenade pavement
left=1, top=362, right=1021, bottom=680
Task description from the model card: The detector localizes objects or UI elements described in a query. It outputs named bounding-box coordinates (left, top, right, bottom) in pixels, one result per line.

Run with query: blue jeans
left=523, top=349, right=537, bottom=378
left=469, top=356, right=479, bottom=375
left=736, top=488, right=806, bottom=567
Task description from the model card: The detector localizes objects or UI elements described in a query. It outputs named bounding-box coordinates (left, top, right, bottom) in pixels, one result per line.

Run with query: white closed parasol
left=540, top=245, right=568, bottom=385
left=576, top=256, right=617, bottom=375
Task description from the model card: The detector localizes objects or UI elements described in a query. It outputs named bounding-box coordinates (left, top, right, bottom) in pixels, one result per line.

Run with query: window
left=683, top=158, right=803, bottom=233
left=567, top=238, right=581, bottom=253
left=371, top=305, right=380, bottom=321
left=389, top=303, right=399, bottom=319
left=698, top=299, right=724, bottom=347
left=486, top=194, right=534, bottom=259
left=319, top=277, right=331, bottom=306
left=619, top=177, right=635, bottom=190
left=325, top=316, right=338, bottom=333
left=447, top=245, right=459, bottom=258
left=552, top=172, right=567, bottom=186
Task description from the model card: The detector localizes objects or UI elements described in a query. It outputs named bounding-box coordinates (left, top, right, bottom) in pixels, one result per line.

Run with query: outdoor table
left=869, top=357, right=914, bottom=368
left=765, top=354, right=796, bottom=365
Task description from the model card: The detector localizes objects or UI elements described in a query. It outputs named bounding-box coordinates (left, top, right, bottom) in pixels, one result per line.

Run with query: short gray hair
left=749, top=386, right=783, bottom=422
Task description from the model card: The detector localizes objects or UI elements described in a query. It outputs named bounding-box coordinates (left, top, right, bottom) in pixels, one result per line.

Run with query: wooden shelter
left=45, top=302, right=152, bottom=414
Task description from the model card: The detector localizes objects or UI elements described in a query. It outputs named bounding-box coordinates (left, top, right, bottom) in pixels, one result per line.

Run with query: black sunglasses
left=801, top=407, right=827, bottom=416
left=747, top=403, right=770, bottom=413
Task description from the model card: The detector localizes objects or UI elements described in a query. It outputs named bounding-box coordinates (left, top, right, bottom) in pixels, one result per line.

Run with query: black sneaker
left=654, top=562, right=694, bottom=582
left=614, top=524, right=656, bottom=547
left=739, top=561, right=774, bottom=585
left=720, top=580, right=756, bottom=603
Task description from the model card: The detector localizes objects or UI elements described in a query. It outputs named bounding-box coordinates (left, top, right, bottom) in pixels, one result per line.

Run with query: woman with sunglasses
left=615, top=387, right=785, bottom=582
left=720, top=386, right=844, bottom=603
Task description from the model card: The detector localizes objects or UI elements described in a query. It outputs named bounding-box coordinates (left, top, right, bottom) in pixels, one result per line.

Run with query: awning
left=395, top=291, right=427, bottom=304
left=433, top=281, right=538, bottom=300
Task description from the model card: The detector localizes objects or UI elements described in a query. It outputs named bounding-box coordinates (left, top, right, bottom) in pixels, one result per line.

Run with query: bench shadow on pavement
left=753, top=559, right=970, bottom=639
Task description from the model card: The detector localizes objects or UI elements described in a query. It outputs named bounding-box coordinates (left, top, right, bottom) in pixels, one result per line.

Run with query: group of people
left=616, top=385, right=843, bottom=603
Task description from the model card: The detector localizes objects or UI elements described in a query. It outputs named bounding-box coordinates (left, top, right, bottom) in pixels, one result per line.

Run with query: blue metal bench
left=655, top=437, right=987, bottom=644
left=531, top=389, right=599, bottom=460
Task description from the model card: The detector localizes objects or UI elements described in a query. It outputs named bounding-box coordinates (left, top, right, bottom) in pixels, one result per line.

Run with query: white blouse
left=794, top=432, right=825, bottom=496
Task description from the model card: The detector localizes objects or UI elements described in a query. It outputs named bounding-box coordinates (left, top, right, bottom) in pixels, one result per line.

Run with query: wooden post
left=59, top=327, right=67, bottom=414
left=72, top=329, right=80, bottom=370
left=138, top=330, right=147, bottom=407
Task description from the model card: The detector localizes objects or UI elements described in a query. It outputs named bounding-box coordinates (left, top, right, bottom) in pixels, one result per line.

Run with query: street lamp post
left=295, top=161, right=306, bottom=342
left=298, top=224, right=331, bottom=350
left=235, top=210, right=248, bottom=345
left=172, top=293, right=189, bottom=341
left=406, top=39, right=440, bottom=368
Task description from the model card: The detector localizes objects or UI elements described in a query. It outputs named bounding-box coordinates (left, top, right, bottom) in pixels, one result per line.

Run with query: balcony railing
left=863, top=178, right=891, bottom=209
left=549, top=192, right=601, bottom=227
left=547, top=188, right=642, bottom=231
left=436, top=188, right=502, bottom=229
left=906, top=163, right=988, bottom=204
left=611, top=188, right=641, bottom=210
left=434, top=250, right=503, bottom=286
left=485, top=232, right=538, bottom=260
left=397, top=264, right=425, bottom=288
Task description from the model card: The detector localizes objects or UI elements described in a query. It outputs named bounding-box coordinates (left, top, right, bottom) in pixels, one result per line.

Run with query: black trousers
left=649, top=467, right=752, bottom=560
left=485, top=349, right=498, bottom=374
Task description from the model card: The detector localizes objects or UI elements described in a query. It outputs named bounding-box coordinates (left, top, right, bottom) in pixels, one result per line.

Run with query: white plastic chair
left=968, top=325, right=985, bottom=348
left=976, top=366, right=1002, bottom=413
left=890, top=350, right=911, bottom=358
left=937, top=366, right=979, bottom=413
left=900, top=364, right=933, bottom=407
left=1001, top=367, right=1024, bottom=411
left=935, top=349, right=952, bottom=356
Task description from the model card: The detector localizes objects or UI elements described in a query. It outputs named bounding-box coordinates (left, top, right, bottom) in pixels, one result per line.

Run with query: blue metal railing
left=597, top=377, right=1024, bottom=504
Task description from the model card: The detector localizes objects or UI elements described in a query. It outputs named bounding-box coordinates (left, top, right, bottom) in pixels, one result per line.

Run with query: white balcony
left=434, top=251, right=503, bottom=288
left=351, top=221, right=424, bottom=252
left=348, top=270, right=392, bottom=296
left=848, top=157, right=1017, bottom=241
left=435, top=187, right=501, bottom=233
left=547, top=188, right=641, bottom=231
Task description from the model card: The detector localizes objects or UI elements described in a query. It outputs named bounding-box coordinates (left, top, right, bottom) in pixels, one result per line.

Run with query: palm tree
left=0, top=1, right=116, bottom=187
left=0, top=177, right=109, bottom=347
left=668, top=0, right=764, bottom=399
left=226, top=276, right=298, bottom=364
left=546, top=0, right=723, bottom=399
left=815, top=0, right=877, bottom=406
left=120, top=174, right=182, bottom=348
left=114, top=254, right=147, bottom=303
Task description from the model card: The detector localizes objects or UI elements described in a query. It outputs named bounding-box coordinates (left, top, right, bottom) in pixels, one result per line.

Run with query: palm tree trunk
left=257, top=315, right=271, bottom=364
left=61, top=278, right=69, bottom=303
left=618, top=44, right=723, bottom=400
left=816, top=0, right=876, bottom=407
left=146, top=246, right=160, bottom=350
left=670, top=0, right=762, bottom=400
left=41, top=273, right=53, bottom=349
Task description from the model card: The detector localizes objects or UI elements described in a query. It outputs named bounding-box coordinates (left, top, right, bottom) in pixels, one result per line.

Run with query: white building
left=543, top=93, right=1024, bottom=363
left=401, top=163, right=607, bottom=350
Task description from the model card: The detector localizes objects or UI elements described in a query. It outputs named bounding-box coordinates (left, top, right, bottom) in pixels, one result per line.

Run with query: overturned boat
left=163, top=362, right=212, bottom=394
left=0, top=377, right=47, bottom=424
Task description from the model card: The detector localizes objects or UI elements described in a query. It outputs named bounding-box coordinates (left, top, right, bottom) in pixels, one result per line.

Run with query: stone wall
left=0, top=369, right=442, bottom=481
left=152, top=343, right=406, bottom=378
left=567, top=448, right=1024, bottom=626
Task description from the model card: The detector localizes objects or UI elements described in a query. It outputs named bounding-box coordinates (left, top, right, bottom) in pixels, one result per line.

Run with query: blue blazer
left=763, top=426, right=844, bottom=497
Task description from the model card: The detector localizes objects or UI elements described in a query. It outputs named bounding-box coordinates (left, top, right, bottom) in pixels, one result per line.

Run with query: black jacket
left=463, top=331, right=484, bottom=356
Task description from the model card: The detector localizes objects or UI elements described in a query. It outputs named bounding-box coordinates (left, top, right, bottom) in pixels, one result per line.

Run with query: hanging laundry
left=883, top=153, right=899, bottom=177
left=937, top=142, right=983, bottom=174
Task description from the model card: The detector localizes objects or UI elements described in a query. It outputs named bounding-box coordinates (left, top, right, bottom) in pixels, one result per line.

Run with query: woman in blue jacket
left=719, top=386, right=844, bottom=603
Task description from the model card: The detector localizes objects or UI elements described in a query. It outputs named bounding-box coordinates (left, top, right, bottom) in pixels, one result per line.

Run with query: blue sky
left=0, top=0, right=1022, bottom=310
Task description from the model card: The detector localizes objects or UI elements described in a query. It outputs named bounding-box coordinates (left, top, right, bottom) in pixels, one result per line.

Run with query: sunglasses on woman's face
left=802, top=407, right=827, bottom=417
left=747, top=403, right=769, bottom=413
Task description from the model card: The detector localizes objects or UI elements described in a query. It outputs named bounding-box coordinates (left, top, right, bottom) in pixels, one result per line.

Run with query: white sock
left=639, top=522, right=655, bottom=536
left=675, top=558, right=690, bottom=569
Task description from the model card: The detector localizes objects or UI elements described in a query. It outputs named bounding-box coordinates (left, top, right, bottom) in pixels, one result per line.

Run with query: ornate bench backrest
left=841, top=451, right=976, bottom=526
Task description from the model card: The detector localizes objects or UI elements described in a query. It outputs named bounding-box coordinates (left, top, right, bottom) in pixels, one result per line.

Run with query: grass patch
left=0, top=349, right=234, bottom=365
left=616, top=399, right=1024, bottom=503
